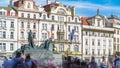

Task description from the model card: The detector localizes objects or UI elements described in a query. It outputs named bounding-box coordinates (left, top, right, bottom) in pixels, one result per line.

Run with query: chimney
left=47, top=0, right=51, bottom=4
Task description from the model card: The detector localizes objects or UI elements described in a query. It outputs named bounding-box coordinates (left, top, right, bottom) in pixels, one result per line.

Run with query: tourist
left=89, top=56, right=98, bottom=68
left=107, top=55, right=114, bottom=68
left=25, top=54, right=32, bottom=68
left=12, top=52, right=26, bottom=68
left=100, top=56, right=107, bottom=68
left=114, top=52, right=120, bottom=68
left=3, top=57, right=14, bottom=68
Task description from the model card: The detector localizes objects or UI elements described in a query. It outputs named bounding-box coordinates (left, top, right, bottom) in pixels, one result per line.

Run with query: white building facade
left=108, top=15, right=120, bottom=53
left=81, top=12, right=114, bottom=62
left=0, top=7, right=18, bottom=56
left=9, top=0, right=82, bottom=57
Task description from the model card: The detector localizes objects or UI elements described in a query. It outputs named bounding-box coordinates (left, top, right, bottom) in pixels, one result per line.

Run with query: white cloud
left=63, top=1, right=120, bottom=11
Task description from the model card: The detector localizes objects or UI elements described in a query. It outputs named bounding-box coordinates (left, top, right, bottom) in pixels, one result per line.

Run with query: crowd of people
left=1, top=52, right=120, bottom=68
left=62, top=52, right=120, bottom=68
left=2, top=52, right=37, bottom=68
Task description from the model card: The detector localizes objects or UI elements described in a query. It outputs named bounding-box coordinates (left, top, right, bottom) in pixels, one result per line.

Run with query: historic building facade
left=12, top=0, right=40, bottom=48
left=0, top=7, right=18, bottom=56
left=81, top=11, right=114, bottom=62
left=40, top=1, right=82, bottom=57
left=108, top=15, right=120, bottom=53
left=5, top=0, right=82, bottom=57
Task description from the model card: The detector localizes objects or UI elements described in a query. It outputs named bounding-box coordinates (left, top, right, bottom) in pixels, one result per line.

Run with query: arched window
left=74, top=45, right=79, bottom=52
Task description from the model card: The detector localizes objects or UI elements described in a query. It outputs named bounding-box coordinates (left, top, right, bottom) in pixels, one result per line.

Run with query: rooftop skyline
left=0, top=0, right=120, bottom=18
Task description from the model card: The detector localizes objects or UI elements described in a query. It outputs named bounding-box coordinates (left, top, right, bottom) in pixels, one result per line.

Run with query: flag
left=69, top=29, right=75, bottom=41
left=49, top=25, right=54, bottom=39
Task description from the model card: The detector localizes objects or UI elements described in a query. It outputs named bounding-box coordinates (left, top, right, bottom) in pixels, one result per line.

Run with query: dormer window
left=27, top=3, right=31, bottom=8
left=75, top=18, right=77, bottom=23
left=43, top=14, right=46, bottom=20
left=97, top=19, right=100, bottom=26
left=68, top=17, right=70, bottom=22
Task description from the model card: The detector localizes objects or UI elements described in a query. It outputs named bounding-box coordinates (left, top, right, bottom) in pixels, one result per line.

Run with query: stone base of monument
left=24, top=49, right=63, bottom=68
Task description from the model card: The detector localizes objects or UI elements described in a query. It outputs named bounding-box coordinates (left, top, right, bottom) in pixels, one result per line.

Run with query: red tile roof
left=43, top=3, right=59, bottom=12
left=81, top=17, right=89, bottom=25
left=14, top=0, right=23, bottom=7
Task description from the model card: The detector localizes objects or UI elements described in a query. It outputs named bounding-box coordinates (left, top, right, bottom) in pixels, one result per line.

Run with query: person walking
left=89, top=56, right=98, bottom=68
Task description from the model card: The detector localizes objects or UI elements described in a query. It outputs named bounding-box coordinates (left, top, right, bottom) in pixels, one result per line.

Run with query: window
left=27, top=22, right=30, bottom=28
left=3, top=31, right=6, bottom=38
left=34, top=14, right=36, bottom=19
left=97, top=19, right=100, bottom=26
left=21, top=22, right=24, bottom=28
left=109, top=40, right=111, bottom=46
left=10, top=22, right=14, bottom=28
left=103, top=40, right=106, bottom=46
left=59, top=44, right=64, bottom=51
left=85, top=31, right=88, bottom=35
left=109, top=49, right=111, bottom=55
left=117, top=38, right=119, bottom=43
left=21, top=13, right=24, bottom=17
left=92, top=39, right=94, bottom=45
left=98, top=40, right=100, bottom=46
left=0, top=11, right=5, bottom=15
left=98, top=49, right=100, bottom=55
left=85, top=49, right=88, bottom=55
left=3, top=43, right=6, bottom=51
left=0, top=31, right=2, bottom=38
left=59, top=25, right=64, bottom=31
left=42, top=24, right=47, bottom=30
left=52, top=16, right=54, bottom=21
left=10, top=32, right=14, bottom=39
left=74, top=45, right=79, bottom=52
left=43, top=14, right=46, bottom=20
left=85, top=39, right=88, bottom=45
left=58, top=16, right=64, bottom=22
left=103, top=49, right=106, bottom=55
left=27, top=14, right=30, bottom=18
left=68, top=26, right=70, bottom=32
left=51, top=24, right=54, bottom=31
left=92, top=49, right=94, bottom=55
left=68, top=17, right=70, bottom=22
left=0, top=21, right=2, bottom=27
left=58, top=34, right=64, bottom=40
left=74, top=26, right=78, bottom=32
left=3, top=21, right=6, bottom=27
left=33, top=32, right=36, bottom=39
left=42, top=33, right=47, bottom=40
left=75, top=18, right=77, bottom=23
left=0, top=43, right=2, bottom=50
left=33, top=23, right=36, bottom=29
left=10, top=43, right=14, bottom=51
left=21, top=32, right=24, bottom=38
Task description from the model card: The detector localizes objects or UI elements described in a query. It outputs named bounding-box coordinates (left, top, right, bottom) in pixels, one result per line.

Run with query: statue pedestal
left=24, top=49, right=62, bottom=67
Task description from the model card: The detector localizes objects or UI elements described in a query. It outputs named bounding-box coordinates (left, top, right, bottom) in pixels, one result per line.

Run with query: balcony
left=57, top=30, right=64, bottom=34
left=54, top=39, right=68, bottom=43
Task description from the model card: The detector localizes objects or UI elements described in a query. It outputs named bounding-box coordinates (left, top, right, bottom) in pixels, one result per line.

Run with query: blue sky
left=0, top=0, right=120, bottom=17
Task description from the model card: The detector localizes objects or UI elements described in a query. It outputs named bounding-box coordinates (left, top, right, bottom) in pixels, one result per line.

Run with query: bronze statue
left=28, top=30, right=34, bottom=48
